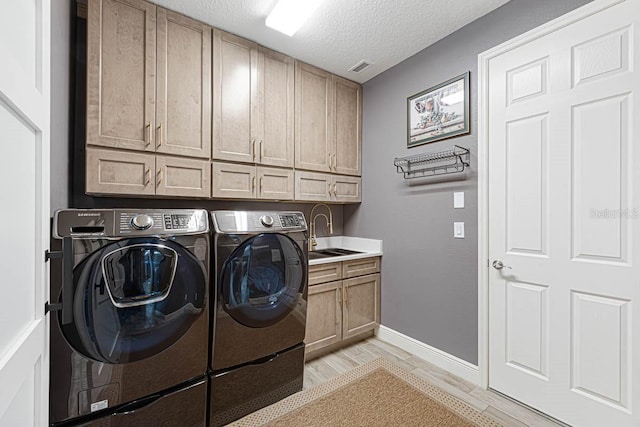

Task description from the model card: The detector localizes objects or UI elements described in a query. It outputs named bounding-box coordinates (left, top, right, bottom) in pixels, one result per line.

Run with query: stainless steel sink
left=308, top=248, right=363, bottom=260
left=308, top=251, right=333, bottom=260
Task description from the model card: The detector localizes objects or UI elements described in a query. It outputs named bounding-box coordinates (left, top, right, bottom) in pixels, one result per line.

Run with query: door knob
left=492, top=260, right=511, bottom=270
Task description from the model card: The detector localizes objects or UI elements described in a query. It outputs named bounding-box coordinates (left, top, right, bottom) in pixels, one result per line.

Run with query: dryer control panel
left=212, top=211, right=307, bottom=234
left=53, top=209, right=209, bottom=238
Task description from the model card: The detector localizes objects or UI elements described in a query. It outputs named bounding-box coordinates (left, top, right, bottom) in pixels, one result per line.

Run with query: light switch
left=454, top=192, right=464, bottom=209
left=454, top=222, right=465, bottom=239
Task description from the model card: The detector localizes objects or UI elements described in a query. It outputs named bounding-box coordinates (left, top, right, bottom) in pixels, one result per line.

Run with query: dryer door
left=59, top=237, right=207, bottom=364
left=220, top=233, right=306, bottom=328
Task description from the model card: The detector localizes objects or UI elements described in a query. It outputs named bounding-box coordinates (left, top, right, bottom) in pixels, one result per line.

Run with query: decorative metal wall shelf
left=394, top=145, right=470, bottom=179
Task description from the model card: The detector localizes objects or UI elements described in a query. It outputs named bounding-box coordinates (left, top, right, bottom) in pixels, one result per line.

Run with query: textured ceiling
left=150, top=0, right=510, bottom=83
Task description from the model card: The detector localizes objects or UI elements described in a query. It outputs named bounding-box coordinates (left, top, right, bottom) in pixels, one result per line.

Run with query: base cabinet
left=343, top=274, right=380, bottom=339
left=305, top=257, right=380, bottom=357
left=306, top=281, right=343, bottom=354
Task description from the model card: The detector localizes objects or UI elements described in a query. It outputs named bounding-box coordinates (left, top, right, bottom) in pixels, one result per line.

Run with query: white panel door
left=0, top=0, right=50, bottom=426
left=488, top=2, right=640, bottom=426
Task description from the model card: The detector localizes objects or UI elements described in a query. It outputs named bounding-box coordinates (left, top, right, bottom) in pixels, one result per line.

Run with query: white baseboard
left=376, top=325, right=480, bottom=386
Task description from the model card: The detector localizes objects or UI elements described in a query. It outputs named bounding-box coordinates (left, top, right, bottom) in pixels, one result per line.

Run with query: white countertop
left=308, top=236, right=383, bottom=265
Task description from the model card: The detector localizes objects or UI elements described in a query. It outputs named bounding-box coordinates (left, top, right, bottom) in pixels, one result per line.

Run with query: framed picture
left=407, top=72, right=470, bottom=147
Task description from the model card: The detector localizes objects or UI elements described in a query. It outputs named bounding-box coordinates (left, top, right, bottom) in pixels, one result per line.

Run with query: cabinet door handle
left=332, top=153, right=337, bottom=171
left=157, top=123, right=162, bottom=148
left=146, top=122, right=152, bottom=146
left=144, top=168, right=150, bottom=186
left=344, top=287, right=348, bottom=304
left=251, top=138, right=256, bottom=161
left=259, top=140, right=264, bottom=161
left=260, top=177, right=263, bottom=192
left=328, top=153, right=332, bottom=170
left=337, top=288, right=342, bottom=304
left=252, top=176, right=256, bottom=192
left=156, top=169, right=163, bottom=186
left=333, top=183, right=337, bottom=197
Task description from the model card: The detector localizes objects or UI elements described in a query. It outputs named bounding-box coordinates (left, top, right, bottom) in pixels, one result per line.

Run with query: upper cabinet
left=294, top=62, right=333, bottom=173
left=87, top=0, right=212, bottom=159
left=212, top=30, right=258, bottom=164
left=87, top=0, right=156, bottom=152
left=156, top=9, right=211, bottom=159
left=86, top=0, right=212, bottom=197
left=333, top=76, right=362, bottom=176
left=84, top=0, right=361, bottom=202
left=294, top=171, right=361, bottom=203
left=294, top=62, right=362, bottom=177
left=212, top=33, right=295, bottom=168
left=258, top=47, right=295, bottom=168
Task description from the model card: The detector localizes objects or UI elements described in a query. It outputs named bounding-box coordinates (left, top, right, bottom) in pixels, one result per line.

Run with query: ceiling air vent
left=348, top=60, right=373, bottom=73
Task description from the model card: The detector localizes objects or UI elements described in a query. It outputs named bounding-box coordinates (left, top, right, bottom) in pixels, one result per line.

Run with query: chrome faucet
left=309, top=203, right=333, bottom=252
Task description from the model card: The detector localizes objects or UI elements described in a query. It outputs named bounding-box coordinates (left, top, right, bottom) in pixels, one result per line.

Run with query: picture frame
left=407, top=72, right=470, bottom=147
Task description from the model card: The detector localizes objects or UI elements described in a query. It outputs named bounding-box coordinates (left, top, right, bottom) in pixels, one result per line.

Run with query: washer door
left=220, top=233, right=306, bottom=328
left=60, top=237, right=206, bottom=364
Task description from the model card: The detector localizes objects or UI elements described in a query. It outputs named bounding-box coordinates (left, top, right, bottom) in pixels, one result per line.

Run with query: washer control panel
left=212, top=211, right=307, bottom=233
left=53, top=209, right=209, bottom=238
left=119, top=210, right=208, bottom=235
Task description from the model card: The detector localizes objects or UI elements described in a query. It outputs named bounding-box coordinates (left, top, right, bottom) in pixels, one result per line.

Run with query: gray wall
left=345, top=0, right=592, bottom=364
left=51, top=0, right=72, bottom=214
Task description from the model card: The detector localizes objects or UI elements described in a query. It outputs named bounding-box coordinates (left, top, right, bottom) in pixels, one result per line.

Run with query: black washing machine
left=209, top=210, right=308, bottom=426
left=49, top=209, right=210, bottom=426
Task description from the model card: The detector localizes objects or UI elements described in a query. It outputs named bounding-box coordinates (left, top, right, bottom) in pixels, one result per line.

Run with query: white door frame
left=476, top=0, right=625, bottom=389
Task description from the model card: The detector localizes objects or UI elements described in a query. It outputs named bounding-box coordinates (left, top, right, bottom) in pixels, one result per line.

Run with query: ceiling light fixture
left=265, top=0, right=324, bottom=37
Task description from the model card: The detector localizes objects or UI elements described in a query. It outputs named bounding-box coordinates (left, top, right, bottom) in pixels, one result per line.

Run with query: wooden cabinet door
left=294, top=171, right=331, bottom=202
left=86, top=147, right=155, bottom=195
left=156, top=9, right=211, bottom=159
left=343, top=257, right=380, bottom=279
left=87, top=0, right=156, bottom=152
left=333, top=76, right=362, bottom=176
left=211, top=161, right=256, bottom=199
left=212, top=30, right=258, bottom=163
left=308, top=262, right=342, bottom=285
left=332, top=175, right=361, bottom=203
left=343, top=274, right=380, bottom=339
left=257, top=166, right=293, bottom=200
left=295, top=62, right=333, bottom=172
left=257, top=47, right=294, bottom=168
left=306, top=281, right=343, bottom=353
left=155, top=155, right=211, bottom=198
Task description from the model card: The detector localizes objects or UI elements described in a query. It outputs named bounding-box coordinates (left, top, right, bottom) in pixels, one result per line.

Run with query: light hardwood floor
left=304, top=337, right=567, bottom=427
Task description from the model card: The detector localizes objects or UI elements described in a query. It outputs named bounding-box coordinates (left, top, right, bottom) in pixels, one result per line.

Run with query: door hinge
left=45, top=301, right=62, bottom=314
left=45, top=237, right=74, bottom=324
left=45, top=250, right=63, bottom=262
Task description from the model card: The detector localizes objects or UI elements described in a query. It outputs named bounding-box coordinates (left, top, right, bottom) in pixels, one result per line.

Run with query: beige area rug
left=230, top=358, right=502, bottom=427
